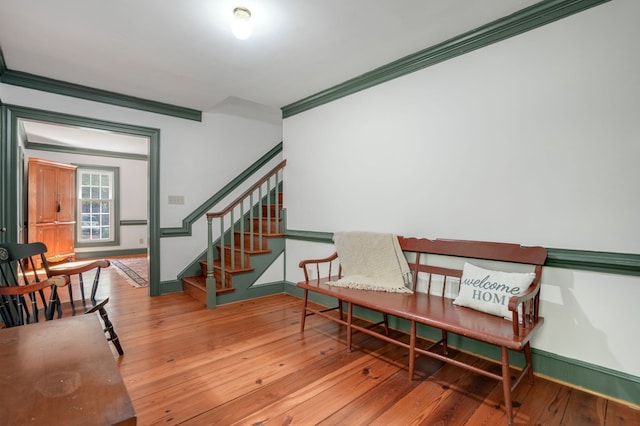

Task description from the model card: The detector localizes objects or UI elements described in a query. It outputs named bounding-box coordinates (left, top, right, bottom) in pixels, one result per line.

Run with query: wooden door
left=35, top=163, right=58, bottom=223
left=56, top=167, right=76, bottom=223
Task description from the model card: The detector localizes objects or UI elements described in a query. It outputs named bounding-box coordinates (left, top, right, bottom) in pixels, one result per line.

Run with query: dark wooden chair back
left=0, top=242, right=123, bottom=355
left=0, top=242, right=70, bottom=327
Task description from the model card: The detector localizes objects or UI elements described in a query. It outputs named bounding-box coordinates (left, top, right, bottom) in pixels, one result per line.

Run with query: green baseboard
left=159, top=279, right=183, bottom=294
left=283, top=282, right=639, bottom=407
left=75, top=248, right=147, bottom=259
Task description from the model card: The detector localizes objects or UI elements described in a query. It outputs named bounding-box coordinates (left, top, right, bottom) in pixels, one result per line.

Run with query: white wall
left=1, top=83, right=283, bottom=281
left=283, top=0, right=640, bottom=377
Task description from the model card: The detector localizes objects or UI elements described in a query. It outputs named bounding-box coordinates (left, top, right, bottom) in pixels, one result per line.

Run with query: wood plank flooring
left=95, top=264, right=639, bottom=425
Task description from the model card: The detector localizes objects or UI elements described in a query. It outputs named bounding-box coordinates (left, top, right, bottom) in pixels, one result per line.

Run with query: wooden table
left=0, top=313, right=136, bottom=425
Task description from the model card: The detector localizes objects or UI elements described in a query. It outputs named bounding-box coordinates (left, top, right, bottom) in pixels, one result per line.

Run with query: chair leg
left=300, top=289, right=308, bottom=333
left=98, top=307, right=124, bottom=356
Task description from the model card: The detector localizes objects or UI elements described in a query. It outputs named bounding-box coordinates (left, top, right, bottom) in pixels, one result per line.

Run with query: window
left=76, top=166, right=119, bottom=245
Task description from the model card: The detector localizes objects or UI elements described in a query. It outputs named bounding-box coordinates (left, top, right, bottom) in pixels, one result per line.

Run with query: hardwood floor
left=96, top=266, right=639, bottom=425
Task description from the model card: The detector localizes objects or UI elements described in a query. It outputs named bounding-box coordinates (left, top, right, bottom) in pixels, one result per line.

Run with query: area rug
left=110, top=258, right=148, bottom=288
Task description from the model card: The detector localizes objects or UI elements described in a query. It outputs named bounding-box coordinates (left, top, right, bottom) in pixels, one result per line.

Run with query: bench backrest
left=398, top=236, right=546, bottom=301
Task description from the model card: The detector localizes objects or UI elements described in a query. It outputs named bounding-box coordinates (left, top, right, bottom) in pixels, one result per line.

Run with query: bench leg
left=346, top=302, right=353, bottom=352
left=524, top=341, right=534, bottom=382
left=338, top=299, right=344, bottom=321
left=409, top=320, right=416, bottom=379
left=501, top=346, right=514, bottom=425
left=300, top=289, right=309, bottom=333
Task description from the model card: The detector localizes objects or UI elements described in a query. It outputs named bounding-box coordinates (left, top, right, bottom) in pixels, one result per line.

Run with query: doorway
left=0, top=104, right=161, bottom=296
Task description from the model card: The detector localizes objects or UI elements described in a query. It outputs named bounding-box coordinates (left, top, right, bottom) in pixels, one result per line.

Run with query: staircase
left=181, top=161, right=285, bottom=306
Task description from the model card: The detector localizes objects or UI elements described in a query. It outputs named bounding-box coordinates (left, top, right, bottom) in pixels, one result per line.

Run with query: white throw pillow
left=453, top=262, right=535, bottom=319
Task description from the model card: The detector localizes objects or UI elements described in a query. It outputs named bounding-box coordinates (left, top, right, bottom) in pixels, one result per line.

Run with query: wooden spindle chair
left=0, top=242, right=124, bottom=355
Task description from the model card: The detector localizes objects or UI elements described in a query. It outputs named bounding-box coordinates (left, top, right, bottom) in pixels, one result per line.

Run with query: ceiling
left=0, top=0, right=541, bottom=116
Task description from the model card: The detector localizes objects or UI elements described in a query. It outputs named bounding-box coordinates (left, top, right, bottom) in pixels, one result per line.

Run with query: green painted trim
left=160, top=141, right=284, bottom=237
left=0, top=69, right=202, bottom=122
left=121, top=220, right=147, bottom=226
left=75, top=248, right=146, bottom=259
left=546, top=248, right=640, bottom=277
left=25, top=140, right=148, bottom=161
left=533, top=348, right=640, bottom=406
left=285, top=229, right=334, bottom=244
left=0, top=103, right=162, bottom=297
left=286, top=230, right=640, bottom=277
left=1, top=105, right=19, bottom=244
left=148, top=127, right=161, bottom=296
left=281, top=0, right=610, bottom=118
left=283, top=284, right=639, bottom=406
left=159, top=279, right=183, bottom=294
left=0, top=47, right=7, bottom=75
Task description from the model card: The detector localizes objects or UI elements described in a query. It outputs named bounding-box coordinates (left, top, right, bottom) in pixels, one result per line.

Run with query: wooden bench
left=297, top=237, right=547, bottom=425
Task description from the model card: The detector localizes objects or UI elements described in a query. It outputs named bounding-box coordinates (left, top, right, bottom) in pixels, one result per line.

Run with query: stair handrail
left=204, top=159, right=286, bottom=308
left=206, top=160, right=286, bottom=220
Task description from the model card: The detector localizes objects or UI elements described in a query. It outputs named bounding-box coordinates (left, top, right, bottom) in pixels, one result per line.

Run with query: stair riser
left=250, top=218, right=283, bottom=234
left=216, top=246, right=251, bottom=267
left=198, top=261, right=237, bottom=281
left=261, top=204, right=283, bottom=216
left=183, top=281, right=207, bottom=305
left=233, top=232, right=270, bottom=251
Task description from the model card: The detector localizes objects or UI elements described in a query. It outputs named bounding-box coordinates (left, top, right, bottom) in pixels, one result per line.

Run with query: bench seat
left=298, top=277, right=543, bottom=350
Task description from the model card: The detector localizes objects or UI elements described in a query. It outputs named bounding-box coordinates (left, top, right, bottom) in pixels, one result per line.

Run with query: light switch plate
left=168, top=195, right=184, bottom=205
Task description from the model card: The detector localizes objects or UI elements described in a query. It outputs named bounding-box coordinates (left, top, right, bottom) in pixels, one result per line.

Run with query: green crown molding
left=160, top=141, right=284, bottom=238
left=285, top=229, right=640, bottom=277
left=281, top=0, right=610, bottom=118
left=25, top=141, right=148, bottom=161
left=0, top=69, right=202, bottom=122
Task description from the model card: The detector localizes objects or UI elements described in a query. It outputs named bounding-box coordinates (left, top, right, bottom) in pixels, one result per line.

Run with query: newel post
left=206, top=215, right=217, bottom=308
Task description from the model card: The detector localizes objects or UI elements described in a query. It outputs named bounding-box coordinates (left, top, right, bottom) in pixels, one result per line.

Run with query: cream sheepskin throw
left=328, top=231, right=413, bottom=293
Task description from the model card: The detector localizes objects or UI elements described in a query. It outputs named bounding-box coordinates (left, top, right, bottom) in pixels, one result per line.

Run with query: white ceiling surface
left=0, top=0, right=540, bottom=114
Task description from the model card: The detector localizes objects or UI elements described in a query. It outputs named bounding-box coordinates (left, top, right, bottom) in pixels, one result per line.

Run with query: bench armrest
left=507, top=277, right=542, bottom=335
left=299, top=252, right=340, bottom=283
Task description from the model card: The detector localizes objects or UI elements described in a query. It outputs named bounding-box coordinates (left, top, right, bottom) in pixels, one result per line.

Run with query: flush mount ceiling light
left=231, top=6, right=252, bottom=40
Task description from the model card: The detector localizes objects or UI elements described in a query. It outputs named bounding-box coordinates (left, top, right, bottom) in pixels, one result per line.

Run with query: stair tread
left=199, top=260, right=255, bottom=274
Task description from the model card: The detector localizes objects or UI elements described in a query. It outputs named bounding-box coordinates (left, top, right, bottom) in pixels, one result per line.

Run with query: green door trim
left=0, top=103, right=163, bottom=296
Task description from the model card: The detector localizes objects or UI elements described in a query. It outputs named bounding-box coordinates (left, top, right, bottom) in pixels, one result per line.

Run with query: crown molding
left=281, top=0, right=611, bottom=118
left=24, top=141, right=148, bottom=161
left=0, top=69, right=202, bottom=121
